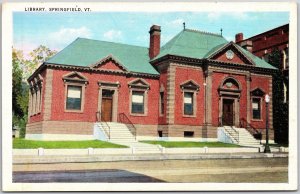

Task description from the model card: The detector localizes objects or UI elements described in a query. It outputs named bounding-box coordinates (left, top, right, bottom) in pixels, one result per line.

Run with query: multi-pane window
left=252, top=98, right=261, bottom=119
left=29, top=85, right=42, bottom=116
left=66, top=85, right=82, bottom=110
left=131, top=91, right=144, bottom=114
left=184, top=92, right=194, bottom=115
left=160, top=92, right=164, bottom=115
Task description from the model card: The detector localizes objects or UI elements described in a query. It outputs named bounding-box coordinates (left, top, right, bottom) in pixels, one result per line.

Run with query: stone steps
left=223, top=126, right=260, bottom=146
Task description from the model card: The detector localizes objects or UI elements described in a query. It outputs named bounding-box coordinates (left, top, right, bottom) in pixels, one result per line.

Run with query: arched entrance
left=218, top=77, right=241, bottom=126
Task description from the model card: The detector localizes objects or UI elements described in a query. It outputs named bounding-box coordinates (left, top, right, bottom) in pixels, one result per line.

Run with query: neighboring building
left=235, top=24, right=289, bottom=103
left=26, top=25, right=277, bottom=142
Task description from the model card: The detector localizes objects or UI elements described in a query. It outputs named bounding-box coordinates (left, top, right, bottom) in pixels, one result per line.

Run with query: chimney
left=235, top=33, right=244, bottom=43
left=149, top=25, right=161, bottom=59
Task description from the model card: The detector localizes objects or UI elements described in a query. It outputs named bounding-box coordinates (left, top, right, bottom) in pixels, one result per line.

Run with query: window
left=285, top=48, right=289, bottom=69
left=66, top=85, right=82, bottom=110
left=158, top=131, right=163, bottom=137
left=160, top=92, right=164, bottom=115
left=184, top=131, right=194, bottom=138
left=184, top=92, right=194, bottom=115
left=131, top=91, right=144, bottom=114
left=252, top=98, right=261, bottom=119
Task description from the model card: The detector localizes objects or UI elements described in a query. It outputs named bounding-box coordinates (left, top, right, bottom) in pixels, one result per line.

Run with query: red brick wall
left=214, top=52, right=247, bottom=64
left=96, top=60, right=124, bottom=71
left=174, top=67, right=204, bottom=125
left=211, top=72, right=247, bottom=126
left=244, top=25, right=288, bottom=57
left=50, top=68, right=160, bottom=125
left=250, top=75, right=270, bottom=129
left=28, top=69, right=47, bottom=123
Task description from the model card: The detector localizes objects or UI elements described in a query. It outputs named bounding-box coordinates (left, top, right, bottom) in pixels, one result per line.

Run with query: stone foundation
left=26, top=121, right=94, bottom=140
left=26, top=121, right=274, bottom=141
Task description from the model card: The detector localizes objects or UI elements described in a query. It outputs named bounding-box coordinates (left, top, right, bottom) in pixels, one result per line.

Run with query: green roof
left=47, top=29, right=276, bottom=73
left=153, top=29, right=276, bottom=70
left=153, top=29, right=228, bottom=60
left=47, top=38, right=159, bottom=75
left=236, top=45, right=277, bottom=69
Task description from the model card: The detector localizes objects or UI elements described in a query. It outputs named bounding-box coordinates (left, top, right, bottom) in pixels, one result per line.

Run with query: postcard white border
left=2, top=2, right=298, bottom=191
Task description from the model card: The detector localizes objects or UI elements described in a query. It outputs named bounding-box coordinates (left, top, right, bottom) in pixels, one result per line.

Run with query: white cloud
left=48, top=26, right=92, bottom=48
left=14, top=26, right=92, bottom=58
left=13, top=41, right=39, bottom=60
left=103, top=30, right=123, bottom=41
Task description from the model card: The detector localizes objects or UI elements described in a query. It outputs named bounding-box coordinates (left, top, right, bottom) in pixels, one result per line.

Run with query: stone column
left=205, top=70, right=213, bottom=125
left=43, top=69, right=53, bottom=121
left=166, top=64, right=176, bottom=125
left=246, top=73, right=251, bottom=125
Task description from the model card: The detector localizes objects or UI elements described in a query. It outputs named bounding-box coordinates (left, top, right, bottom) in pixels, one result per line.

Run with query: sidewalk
left=13, top=152, right=288, bottom=164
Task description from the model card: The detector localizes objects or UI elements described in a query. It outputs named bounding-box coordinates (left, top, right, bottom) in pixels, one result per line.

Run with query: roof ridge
left=77, top=37, right=148, bottom=49
left=185, top=29, right=222, bottom=37
left=168, top=30, right=185, bottom=54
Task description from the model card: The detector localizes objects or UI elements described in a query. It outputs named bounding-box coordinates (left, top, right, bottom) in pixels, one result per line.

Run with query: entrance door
left=222, top=99, right=234, bottom=126
left=101, top=90, right=114, bottom=122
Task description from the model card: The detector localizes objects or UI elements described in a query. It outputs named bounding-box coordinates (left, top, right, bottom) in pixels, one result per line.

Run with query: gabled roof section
left=206, top=41, right=255, bottom=65
left=46, top=38, right=159, bottom=75
left=90, top=54, right=128, bottom=72
left=251, top=88, right=266, bottom=96
left=153, top=28, right=276, bottom=70
left=128, top=78, right=150, bottom=89
left=62, top=71, right=88, bottom=83
left=153, top=29, right=228, bottom=60
left=237, top=46, right=277, bottom=70
left=180, top=80, right=200, bottom=91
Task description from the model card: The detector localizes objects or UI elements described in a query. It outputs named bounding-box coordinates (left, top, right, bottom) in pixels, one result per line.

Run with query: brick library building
left=26, top=25, right=277, bottom=143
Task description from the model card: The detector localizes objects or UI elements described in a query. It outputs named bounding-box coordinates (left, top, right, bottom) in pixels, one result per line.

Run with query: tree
left=12, top=46, right=57, bottom=138
left=22, top=45, right=57, bottom=79
left=268, top=48, right=289, bottom=144
left=12, top=49, right=25, bottom=117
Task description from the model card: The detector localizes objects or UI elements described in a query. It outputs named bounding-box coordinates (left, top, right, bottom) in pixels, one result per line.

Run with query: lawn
left=13, top=139, right=127, bottom=149
left=141, top=141, right=240, bottom=148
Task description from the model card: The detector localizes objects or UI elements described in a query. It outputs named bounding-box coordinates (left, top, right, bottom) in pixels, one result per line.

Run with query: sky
left=13, top=12, right=289, bottom=58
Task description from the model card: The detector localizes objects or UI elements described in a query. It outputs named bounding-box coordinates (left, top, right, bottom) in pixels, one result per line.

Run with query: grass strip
left=13, top=139, right=127, bottom=149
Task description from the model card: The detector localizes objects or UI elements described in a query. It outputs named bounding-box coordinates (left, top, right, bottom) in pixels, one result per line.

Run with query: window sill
left=64, top=110, right=84, bottom=113
left=130, top=113, right=147, bottom=117
left=183, top=115, right=196, bottom=118
left=251, top=119, right=263, bottom=122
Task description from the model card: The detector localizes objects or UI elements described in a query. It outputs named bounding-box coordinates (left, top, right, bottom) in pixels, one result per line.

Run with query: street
left=13, top=158, right=288, bottom=183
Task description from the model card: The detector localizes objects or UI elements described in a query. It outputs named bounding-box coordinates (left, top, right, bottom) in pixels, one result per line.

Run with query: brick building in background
left=235, top=24, right=289, bottom=143
left=26, top=25, right=277, bottom=144
left=235, top=24, right=289, bottom=103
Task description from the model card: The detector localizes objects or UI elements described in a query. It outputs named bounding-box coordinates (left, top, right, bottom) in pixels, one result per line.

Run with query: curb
left=13, top=152, right=289, bottom=164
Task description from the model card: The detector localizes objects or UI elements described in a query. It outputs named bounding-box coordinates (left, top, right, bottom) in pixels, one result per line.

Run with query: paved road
left=13, top=158, right=288, bottom=183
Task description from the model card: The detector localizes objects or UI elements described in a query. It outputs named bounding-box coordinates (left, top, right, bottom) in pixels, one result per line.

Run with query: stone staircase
left=96, top=122, right=162, bottom=153
left=223, top=126, right=261, bottom=147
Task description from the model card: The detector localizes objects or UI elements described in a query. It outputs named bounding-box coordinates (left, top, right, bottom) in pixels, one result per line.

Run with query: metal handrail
left=219, top=115, right=239, bottom=143
left=240, top=118, right=262, bottom=141
left=225, top=126, right=239, bottom=144
left=96, top=111, right=111, bottom=139
left=118, top=113, right=136, bottom=140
